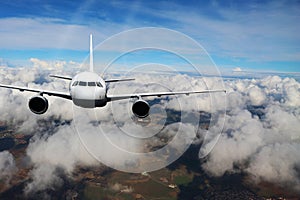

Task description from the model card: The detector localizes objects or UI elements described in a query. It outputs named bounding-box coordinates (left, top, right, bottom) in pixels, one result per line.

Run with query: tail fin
left=89, top=34, right=94, bottom=72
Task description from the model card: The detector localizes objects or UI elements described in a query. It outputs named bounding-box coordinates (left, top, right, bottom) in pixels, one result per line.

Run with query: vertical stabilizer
left=89, top=34, right=94, bottom=72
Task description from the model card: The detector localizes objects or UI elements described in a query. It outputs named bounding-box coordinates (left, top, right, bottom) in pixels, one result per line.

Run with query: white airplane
left=0, top=35, right=225, bottom=118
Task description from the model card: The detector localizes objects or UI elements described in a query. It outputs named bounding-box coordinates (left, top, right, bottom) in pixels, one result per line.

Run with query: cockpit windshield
left=78, top=81, right=87, bottom=86
left=96, top=82, right=103, bottom=87
left=73, top=81, right=103, bottom=87
left=88, top=82, right=96, bottom=86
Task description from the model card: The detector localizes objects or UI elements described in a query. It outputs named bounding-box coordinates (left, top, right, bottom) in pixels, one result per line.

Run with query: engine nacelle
left=28, top=95, right=49, bottom=115
left=132, top=99, right=150, bottom=118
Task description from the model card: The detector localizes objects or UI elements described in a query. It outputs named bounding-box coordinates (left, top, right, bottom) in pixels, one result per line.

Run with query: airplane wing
left=49, top=75, right=72, bottom=80
left=105, top=78, right=135, bottom=83
left=107, top=89, right=226, bottom=101
left=0, top=84, right=72, bottom=100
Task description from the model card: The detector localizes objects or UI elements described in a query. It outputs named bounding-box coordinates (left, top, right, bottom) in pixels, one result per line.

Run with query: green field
left=173, top=175, right=193, bottom=186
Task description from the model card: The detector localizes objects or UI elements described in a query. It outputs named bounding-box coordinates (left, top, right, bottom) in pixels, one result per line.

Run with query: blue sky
left=0, top=0, right=299, bottom=73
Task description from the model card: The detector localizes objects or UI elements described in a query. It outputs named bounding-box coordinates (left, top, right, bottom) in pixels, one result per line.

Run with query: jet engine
left=28, top=95, right=49, bottom=114
left=132, top=99, right=150, bottom=118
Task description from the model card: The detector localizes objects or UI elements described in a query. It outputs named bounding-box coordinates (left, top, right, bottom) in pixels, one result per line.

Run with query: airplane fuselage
left=70, top=71, right=107, bottom=108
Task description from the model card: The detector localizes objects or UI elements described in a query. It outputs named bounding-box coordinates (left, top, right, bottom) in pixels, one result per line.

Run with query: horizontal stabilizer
left=49, top=75, right=72, bottom=80
left=105, top=78, right=135, bottom=83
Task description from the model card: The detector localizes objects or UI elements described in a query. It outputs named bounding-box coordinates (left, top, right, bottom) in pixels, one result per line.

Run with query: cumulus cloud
left=233, top=67, right=242, bottom=72
left=247, top=142, right=300, bottom=191
left=202, top=75, right=300, bottom=193
left=202, top=109, right=264, bottom=175
left=248, top=85, right=266, bottom=106
left=29, top=58, right=82, bottom=71
left=0, top=151, right=17, bottom=184
left=24, top=163, right=63, bottom=196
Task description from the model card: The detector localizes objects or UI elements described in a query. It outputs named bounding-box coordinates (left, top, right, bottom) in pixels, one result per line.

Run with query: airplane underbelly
left=73, top=98, right=107, bottom=108
left=71, top=87, right=106, bottom=108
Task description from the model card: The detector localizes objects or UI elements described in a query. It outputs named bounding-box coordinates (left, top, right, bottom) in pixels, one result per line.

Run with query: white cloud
left=30, top=58, right=82, bottom=71
left=247, top=86, right=266, bottom=106
left=233, top=67, right=242, bottom=72
left=24, top=162, right=64, bottom=195
left=0, top=151, right=17, bottom=184
left=0, top=17, right=124, bottom=50
left=247, top=142, right=300, bottom=191
left=130, top=1, right=300, bottom=62
left=202, top=75, right=300, bottom=193
left=202, top=109, right=264, bottom=176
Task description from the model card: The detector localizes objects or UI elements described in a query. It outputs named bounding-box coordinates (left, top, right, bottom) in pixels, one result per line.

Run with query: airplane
left=0, top=34, right=226, bottom=118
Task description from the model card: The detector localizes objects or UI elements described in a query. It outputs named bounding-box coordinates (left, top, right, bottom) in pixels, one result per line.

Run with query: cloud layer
left=0, top=65, right=299, bottom=195
left=202, top=75, right=300, bottom=192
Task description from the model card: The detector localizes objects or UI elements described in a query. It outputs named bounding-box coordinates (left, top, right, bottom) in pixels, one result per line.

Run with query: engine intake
left=28, top=95, right=49, bottom=114
left=132, top=99, right=150, bottom=118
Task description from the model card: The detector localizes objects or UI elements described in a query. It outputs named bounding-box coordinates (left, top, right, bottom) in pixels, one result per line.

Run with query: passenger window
left=96, top=82, right=103, bottom=87
left=72, top=81, right=78, bottom=86
left=88, top=82, right=96, bottom=86
left=79, top=81, right=87, bottom=86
